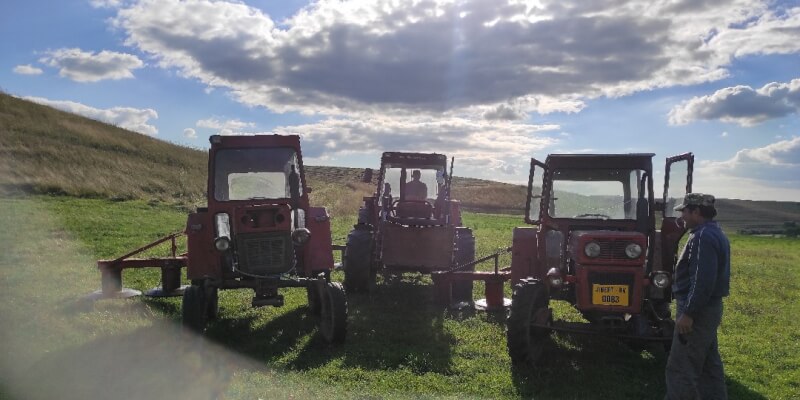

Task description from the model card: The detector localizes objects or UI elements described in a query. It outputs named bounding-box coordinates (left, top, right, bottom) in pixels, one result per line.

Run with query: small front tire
left=318, top=281, right=348, bottom=344
left=507, top=279, right=551, bottom=366
left=182, top=284, right=208, bottom=333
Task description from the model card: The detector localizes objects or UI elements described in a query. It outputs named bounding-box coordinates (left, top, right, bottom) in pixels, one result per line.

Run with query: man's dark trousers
left=665, top=298, right=727, bottom=400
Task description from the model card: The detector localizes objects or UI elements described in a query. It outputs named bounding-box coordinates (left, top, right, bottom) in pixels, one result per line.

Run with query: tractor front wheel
left=182, top=284, right=208, bottom=333
left=343, top=227, right=374, bottom=293
left=507, top=279, right=551, bottom=366
left=206, top=286, right=219, bottom=320
left=318, top=281, right=348, bottom=344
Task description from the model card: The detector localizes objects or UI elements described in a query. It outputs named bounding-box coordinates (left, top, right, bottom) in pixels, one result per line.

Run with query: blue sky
left=2, top=0, right=799, bottom=201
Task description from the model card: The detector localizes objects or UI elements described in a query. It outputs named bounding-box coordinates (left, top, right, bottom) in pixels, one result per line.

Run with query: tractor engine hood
left=230, top=203, right=294, bottom=234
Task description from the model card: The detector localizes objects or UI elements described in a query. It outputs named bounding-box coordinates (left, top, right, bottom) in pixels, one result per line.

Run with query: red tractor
left=506, top=153, right=693, bottom=365
left=182, top=134, right=347, bottom=343
left=343, top=152, right=475, bottom=304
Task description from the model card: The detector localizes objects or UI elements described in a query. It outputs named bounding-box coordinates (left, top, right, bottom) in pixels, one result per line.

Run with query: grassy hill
left=1, top=92, right=798, bottom=232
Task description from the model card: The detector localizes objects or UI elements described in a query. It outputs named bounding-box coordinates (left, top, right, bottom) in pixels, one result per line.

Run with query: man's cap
left=674, top=193, right=716, bottom=211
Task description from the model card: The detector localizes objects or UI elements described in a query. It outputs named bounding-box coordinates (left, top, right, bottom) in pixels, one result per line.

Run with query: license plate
left=592, top=284, right=629, bottom=306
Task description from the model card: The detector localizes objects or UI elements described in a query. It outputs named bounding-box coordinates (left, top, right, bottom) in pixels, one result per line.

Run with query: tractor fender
left=304, top=207, right=335, bottom=275
left=510, top=227, right=540, bottom=285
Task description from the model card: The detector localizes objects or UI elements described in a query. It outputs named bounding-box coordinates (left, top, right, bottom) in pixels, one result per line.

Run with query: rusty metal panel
left=186, top=211, right=220, bottom=279
left=510, top=227, right=539, bottom=284
left=304, top=207, right=335, bottom=274
left=380, top=221, right=454, bottom=271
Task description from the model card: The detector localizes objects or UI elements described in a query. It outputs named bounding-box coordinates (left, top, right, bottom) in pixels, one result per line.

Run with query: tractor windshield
left=381, top=166, right=445, bottom=204
left=213, top=147, right=301, bottom=201
left=546, top=168, right=644, bottom=220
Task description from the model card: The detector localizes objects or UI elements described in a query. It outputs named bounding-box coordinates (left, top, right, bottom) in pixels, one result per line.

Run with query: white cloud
left=196, top=118, right=255, bottom=132
left=183, top=128, right=197, bottom=139
left=90, top=0, right=125, bottom=8
left=22, top=96, right=158, bottom=136
left=40, top=48, right=144, bottom=82
left=111, top=0, right=800, bottom=117
left=669, top=78, right=800, bottom=126
left=13, top=64, right=43, bottom=75
left=701, top=136, right=800, bottom=185
left=260, top=116, right=559, bottom=177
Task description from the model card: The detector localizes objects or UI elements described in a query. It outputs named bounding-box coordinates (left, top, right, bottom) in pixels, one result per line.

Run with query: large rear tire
left=343, top=226, right=374, bottom=293
left=507, top=279, right=551, bottom=366
left=182, top=284, right=208, bottom=333
left=318, top=281, right=348, bottom=344
left=452, top=227, right=476, bottom=303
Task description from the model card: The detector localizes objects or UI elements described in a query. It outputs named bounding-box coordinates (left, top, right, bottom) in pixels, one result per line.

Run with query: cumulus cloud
left=669, top=79, right=800, bottom=126
left=110, top=0, right=800, bottom=117
left=702, top=136, right=800, bottom=183
left=183, top=128, right=197, bottom=139
left=40, top=48, right=144, bottom=82
left=22, top=96, right=158, bottom=136
left=13, top=64, right=43, bottom=75
left=90, top=0, right=125, bottom=8
left=260, top=116, right=559, bottom=177
left=196, top=118, right=256, bottom=133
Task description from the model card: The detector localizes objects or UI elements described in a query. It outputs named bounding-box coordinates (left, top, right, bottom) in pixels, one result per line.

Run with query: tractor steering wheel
left=574, top=213, right=611, bottom=220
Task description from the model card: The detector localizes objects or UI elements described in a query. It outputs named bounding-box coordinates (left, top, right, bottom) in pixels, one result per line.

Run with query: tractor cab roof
left=381, top=152, right=448, bottom=169
left=209, top=134, right=302, bottom=150
left=544, top=153, right=655, bottom=171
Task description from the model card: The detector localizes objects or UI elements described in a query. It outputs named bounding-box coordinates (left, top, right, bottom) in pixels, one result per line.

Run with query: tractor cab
left=377, top=153, right=450, bottom=222
left=507, top=152, right=694, bottom=366
left=182, top=134, right=347, bottom=343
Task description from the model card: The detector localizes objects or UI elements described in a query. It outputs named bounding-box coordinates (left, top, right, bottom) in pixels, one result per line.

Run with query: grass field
left=1, top=195, right=797, bottom=399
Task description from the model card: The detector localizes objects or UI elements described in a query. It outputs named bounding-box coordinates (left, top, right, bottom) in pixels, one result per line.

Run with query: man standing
left=666, top=193, right=731, bottom=400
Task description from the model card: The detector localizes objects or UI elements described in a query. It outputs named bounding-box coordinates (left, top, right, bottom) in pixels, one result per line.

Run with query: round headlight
left=291, top=228, right=311, bottom=245
left=584, top=242, right=601, bottom=258
left=625, top=243, right=642, bottom=259
left=214, top=236, right=231, bottom=252
left=547, top=267, right=564, bottom=288
left=652, top=272, right=671, bottom=288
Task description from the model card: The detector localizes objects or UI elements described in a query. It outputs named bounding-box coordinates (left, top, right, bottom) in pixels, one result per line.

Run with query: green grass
left=1, top=195, right=797, bottom=399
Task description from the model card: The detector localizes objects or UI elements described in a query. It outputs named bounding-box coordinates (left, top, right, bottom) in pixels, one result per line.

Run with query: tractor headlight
left=291, top=228, right=311, bottom=245
left=214, top=213, right=231, bottom=252
left=652, top=272, right=671, bottom=288
left=625, top=243, right=643, bottom=259
left=214, top=236, right=231, bottom=251
left=584, top=242, right=601, bottom=258
left=547, top=267, right=564, bottom=288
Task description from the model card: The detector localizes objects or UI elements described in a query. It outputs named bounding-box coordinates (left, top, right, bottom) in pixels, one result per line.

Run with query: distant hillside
left=1, top=92, right=798, bottom=232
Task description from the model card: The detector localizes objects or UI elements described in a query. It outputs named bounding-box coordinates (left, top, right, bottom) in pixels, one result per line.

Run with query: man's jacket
left=672, top=221, right=731, bottom=317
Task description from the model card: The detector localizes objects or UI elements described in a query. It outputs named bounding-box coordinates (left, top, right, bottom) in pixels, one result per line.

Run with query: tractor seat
left=394, top=200, right=433, bottom=219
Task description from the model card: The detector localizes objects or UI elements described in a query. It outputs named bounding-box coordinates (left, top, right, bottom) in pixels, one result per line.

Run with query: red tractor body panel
left=186, top=211, right=218, bottom=280
left=304, top=207, right=335, bottom=275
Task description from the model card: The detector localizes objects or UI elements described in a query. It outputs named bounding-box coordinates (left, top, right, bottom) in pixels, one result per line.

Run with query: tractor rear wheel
left=182, top=284, right=208, bottom=333
left=507, top=279, right=551, bottom=366
left=318, top=281, right=348, bottom=344
left=452, top=227, right=476, bottom=304
left=343, top=227, right=374, bottom=293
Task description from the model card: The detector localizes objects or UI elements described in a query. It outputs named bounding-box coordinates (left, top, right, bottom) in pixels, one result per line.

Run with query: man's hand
left=676, top=314, right=694, bottom=335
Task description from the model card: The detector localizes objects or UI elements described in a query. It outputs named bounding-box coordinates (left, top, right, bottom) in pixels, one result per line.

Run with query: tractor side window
left=665, top=160, right=689, bottom=218
left=214, top=147, right=300, bottom=201
left=526, top=163, right=546, bottom=224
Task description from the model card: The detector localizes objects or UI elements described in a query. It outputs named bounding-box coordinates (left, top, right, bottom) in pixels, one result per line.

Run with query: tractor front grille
left=236, top=232, right=293, bottom=276
left=595, top=239, right=629, bottom=260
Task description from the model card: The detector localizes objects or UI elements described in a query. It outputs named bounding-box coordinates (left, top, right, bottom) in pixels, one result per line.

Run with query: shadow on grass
left=194, top=275, right=458, bottom=376
left=510, top=333, right=768, bottom=400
